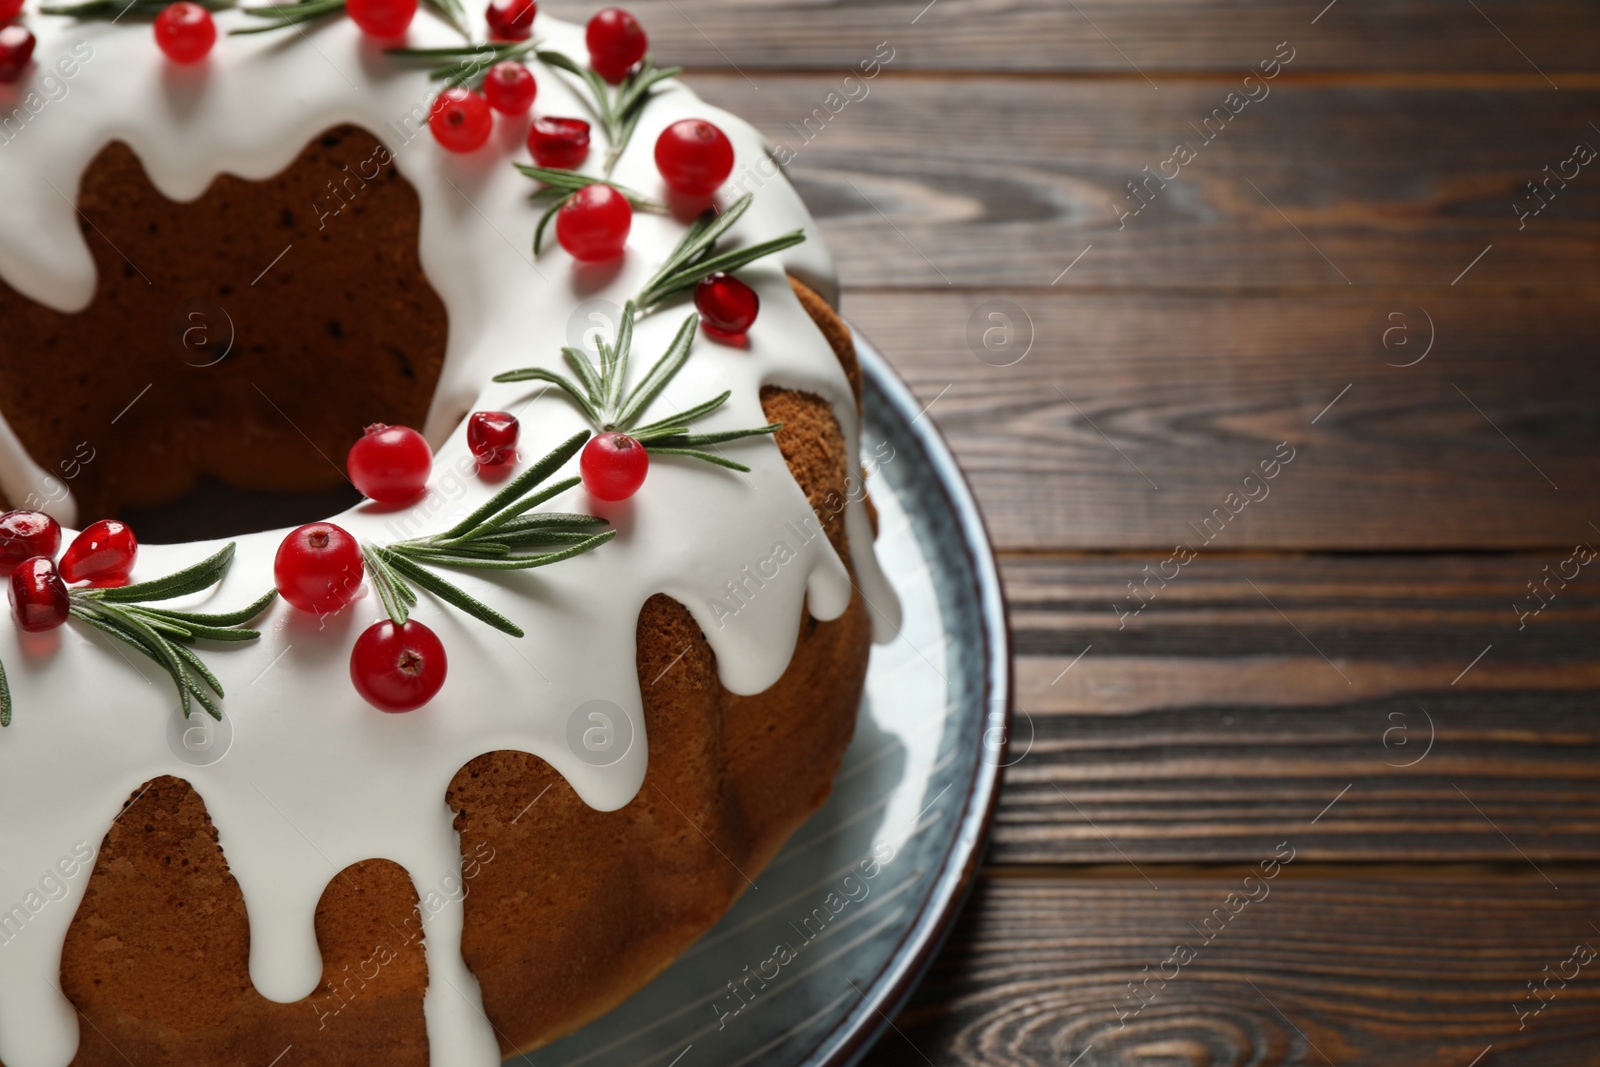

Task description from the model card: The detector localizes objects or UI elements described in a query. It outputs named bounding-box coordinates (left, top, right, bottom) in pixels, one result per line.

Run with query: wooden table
left=549, top=2, right=1600, bottom=1062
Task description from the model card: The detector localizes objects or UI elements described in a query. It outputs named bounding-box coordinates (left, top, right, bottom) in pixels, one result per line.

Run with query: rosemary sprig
left=231, top=0, right=344, bottom=35
left=493, top=303, right=780, bottom=474
left=633, top=193, right=806, bottom=313
left=514, top=164, right=666, bottom=255
left=361, top=431, right=615, bottom=637
left=40, top=0, right=232, bottom=17
left=67, top=543, right=277, bottom=721
left=234, top=0, right=466, bottom=38
left=386, top=39, right=540, bottom=90
left=534, top=48, right=681, bottom=175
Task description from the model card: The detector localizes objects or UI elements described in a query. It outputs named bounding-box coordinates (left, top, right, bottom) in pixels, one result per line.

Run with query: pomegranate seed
left=275, top=523, right=365, bottom=615
left=153, top=2, right=216, bottom=63
left=557, top=183, right=631, bottom=262
left=655, top=119, right=734, bottom=197
left=694, top=272, right=760, bottom=338
left=429, top=88, right=493, bottom=153
left=485, top=0, right=535, bottom=41
left=10, top=556, right=68, bottom=633
left=345, top=0, right=416, bottom=37
left=0, top=24, right=34, bottom=83
left=351, top=619, right=447, bottom=712
left=527, top=116, right=590, bottom=169
left=0, top=511, right=61, bottom=577
left=467, top=411, right=519, bottom=466
left=581, top=432, right=648, bottom=500
left=483, top=60, right=536, bottom=114
left=348, top=423, right=432, bottom=504
left=59, top=519, right=137, bottom=584
left=0, top=0, right=21, bottom=20
left=585, top=7, right=646, bottom=83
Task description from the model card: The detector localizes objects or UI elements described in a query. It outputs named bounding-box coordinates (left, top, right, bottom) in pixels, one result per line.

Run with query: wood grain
left=993, top=554, right=1600, bottom=864
left=866, top=872, right=1600, bottom=1066
left=542, top=0, right=1600, bottom=74
left=682, top=74, right=1600, bottom=289
left=847, top=289, right=1600, bottom=550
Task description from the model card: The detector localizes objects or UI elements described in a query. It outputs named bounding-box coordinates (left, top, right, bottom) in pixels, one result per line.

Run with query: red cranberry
left=485, top=0, right=535, bottom=40
left=581, top=432, right=648, bottom=500
left=154, top=2, right=216, bottom=63
left=483, top=60, right=536, bottom=115
left=429, top=88, right=492, bottom=153
left=467, top=411, right=519, bottom=466
left=345, top=0, right=416, bottom=37
left=351, top=619, right=446, bottom=712
left=527, top=116, right=590, bottom=169
left=0, top=24, right=34, bottom=83
left=585, top=7, right=646, bottom=83
left=655, top=119, right=735, bottom=197
left=10, top=556, right=68, bottom=633
left=59, top=519, right=137, bottom=584
left=694, top=272, right=760, bottom=337
left=348, top=423, right=432, bottom=504
left=275, top=523, right=365, bottom=615
left=0, top=511, right=60, bottom=577
left=0, top=0, right=22, bottom=20
left=557, top=183, right=632, bottom=262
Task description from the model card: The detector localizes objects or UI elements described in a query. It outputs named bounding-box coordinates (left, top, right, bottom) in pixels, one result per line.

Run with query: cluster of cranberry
left=1, top=512, right=137, bottom=632
left=272, top=414, right=519, bottom=712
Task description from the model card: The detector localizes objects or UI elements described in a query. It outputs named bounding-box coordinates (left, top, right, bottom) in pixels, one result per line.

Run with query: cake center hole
left=0, top=125, right=448, bottom=542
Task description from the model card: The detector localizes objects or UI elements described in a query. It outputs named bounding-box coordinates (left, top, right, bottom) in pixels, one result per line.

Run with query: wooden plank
left=682, top=75, right=1600, bottom=289
left=847, top=289, right=1600, bottom=551
left=542, top=1, right=1600, bottom=74
left=993, top=554, right=1600, bottom=864
left=872, top=872, right=1600, bottom=1066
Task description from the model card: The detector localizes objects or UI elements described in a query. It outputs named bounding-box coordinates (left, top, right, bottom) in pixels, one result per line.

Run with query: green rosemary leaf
left=475, top=512, right=609, bottom=534
left=561, top=347, right=605, bottom=404
left=131, top=608, right=262, bottom=643
left=613, top=62, right=681, bottom=129
left=148, top=588, right=278, bottom=628
left=629, top=391, right=730, bottom=437
left=439, top=430, right=590, bottom=540
left=408, top=530, right=615, bottom=570
left=637, top=231, right=807, bottom=312
left=421, top=0, right=469, bottom=39
left=655, top=194, right=751, bottom=280
left=603, top=302, right=637, bottom=421
left=535, top=49, right=612, bottom=125
left=360, top=543, right=412, bottom=626
left=125, top=610, right=193, bottom=639
left=89, top=543, right=236, bottom=603
left=531, top=194, right=571, bottom=256
left=41, top=0, right=231, bottom=17
left=651, top=422, right=781, bottom=448
left=165, top=641, right=226, bottom=703
left=403, top=542, right=513, bottom=559
left=476, top=529, right=600, bottom=550
left=230, top=0, right=345, bottom=34
left=383, top=554, right=524, bottom=637
left=615, top=312, right=698, bottom=429
left=0, top=655, right=10, bottom=728
left=644, top=446, right=753, bottom=473
left=455, top=475, right=585, bottom=540
left=491, top=367, right=601, bottom=424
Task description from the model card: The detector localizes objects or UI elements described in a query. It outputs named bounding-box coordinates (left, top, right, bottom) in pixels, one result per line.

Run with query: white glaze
left=0, top=8, right=898, bottom=1066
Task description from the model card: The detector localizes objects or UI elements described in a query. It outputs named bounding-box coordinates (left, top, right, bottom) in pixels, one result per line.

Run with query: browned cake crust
left=37, top=131, right=874, bottom=1064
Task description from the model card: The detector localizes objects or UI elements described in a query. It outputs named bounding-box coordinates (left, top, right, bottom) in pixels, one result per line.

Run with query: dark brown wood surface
left=547, top=0, right=1600, bottom=1062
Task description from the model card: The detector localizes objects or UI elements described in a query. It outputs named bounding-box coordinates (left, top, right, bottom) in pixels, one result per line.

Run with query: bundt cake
left=0, top=3, right=897, bottom=1064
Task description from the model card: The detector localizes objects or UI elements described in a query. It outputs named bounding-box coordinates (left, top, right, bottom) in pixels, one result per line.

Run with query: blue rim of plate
left=790, top=323, right=1013, bottom=1067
